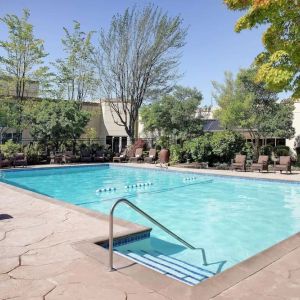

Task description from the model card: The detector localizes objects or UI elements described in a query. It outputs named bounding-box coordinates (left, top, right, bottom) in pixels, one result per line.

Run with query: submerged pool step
left=117, top=249, right=212, bottom=286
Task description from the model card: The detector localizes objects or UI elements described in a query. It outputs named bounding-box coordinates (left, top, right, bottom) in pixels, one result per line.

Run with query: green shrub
left=156, top=136, right=170, bottom=149
left=183, top=133, right=212, bottom=163
left=181, top=131, right=245, bottom=165
left=170, top=144, right=184, bottom=164
left=210, top=131, right=245, bottom=163
left=260, top=144, right=273, bottom=159
left=0, top=140, right=21, bottom=159
left=242, top=142, right=255, bottom=160
left=24, top=143, right=43, bottom=165
left=273, top=145, right=291, bottom=157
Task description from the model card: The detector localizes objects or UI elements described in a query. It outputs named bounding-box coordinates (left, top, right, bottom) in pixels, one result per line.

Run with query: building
left=286, top=101, right=300, bottom=151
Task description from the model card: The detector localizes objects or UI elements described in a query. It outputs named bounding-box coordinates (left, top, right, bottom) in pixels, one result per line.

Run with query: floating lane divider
left=96, top=187, right=117, bottom=193
left=125, top=182, right=153, bottom=189
left=183, top=177, right=214, bottom=184
left=184, top=177, right=198, bottom=181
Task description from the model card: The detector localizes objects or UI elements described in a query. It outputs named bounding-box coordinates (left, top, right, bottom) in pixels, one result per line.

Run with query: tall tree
left=94, top=5, right=187, bottom=143
left=0, top=9, right=49, bottom=100
left=213, top=69, right=295, bottom=154
left=224, top=0, right=300, bottom=97
left=53, top=21, right=96, bottom=103
left=140, top=86, right=203, bottom=141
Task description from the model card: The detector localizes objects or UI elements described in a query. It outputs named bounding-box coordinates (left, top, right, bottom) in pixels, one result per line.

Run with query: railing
left=109, top=198, right=202, bottom=271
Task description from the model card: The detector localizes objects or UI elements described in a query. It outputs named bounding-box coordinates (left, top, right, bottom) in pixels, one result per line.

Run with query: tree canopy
left=53, top=21, right=97, bottom=103
left=0, top=100, right=19, bottom=143
left=140, top=86, right=203, bottom=141
left=26, top=100, right=90, bottom=151
left=213, top=68, right=295, bottom=152
left=0, top=9, right=50, bottom=99
left=94, top=4, right=187, bottom=142
left=224, top=0, right=300, bottom=97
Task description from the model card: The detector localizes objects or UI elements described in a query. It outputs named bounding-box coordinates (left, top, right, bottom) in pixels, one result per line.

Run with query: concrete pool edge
left=1, top=163, right=300, bottom=299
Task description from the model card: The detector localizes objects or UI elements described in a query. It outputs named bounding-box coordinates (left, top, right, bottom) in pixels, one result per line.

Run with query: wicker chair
left=251, top=155, right=268, bottom=172
left=144, top=149, right=157, bottom=164
left=13, top=153, right=27, bottom=168
left=275, top=156, right=291, bottom=174
left=231, top=154, right=246, bottom=171
left=129, top=148, right=144, bottom=163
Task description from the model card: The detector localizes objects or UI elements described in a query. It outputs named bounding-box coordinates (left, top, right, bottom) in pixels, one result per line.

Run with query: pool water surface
left=2, top=164, right=300, bottom=278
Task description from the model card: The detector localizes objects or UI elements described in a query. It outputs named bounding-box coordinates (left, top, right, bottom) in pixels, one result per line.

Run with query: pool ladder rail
left=108, top=198, right=208, bottom=272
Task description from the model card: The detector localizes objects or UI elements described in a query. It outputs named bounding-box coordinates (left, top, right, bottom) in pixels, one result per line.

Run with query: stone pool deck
left=1, top=163, right=300, bottom=299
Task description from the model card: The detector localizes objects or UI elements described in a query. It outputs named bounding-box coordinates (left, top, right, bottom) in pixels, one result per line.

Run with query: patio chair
left=50, top=152, right=64, bottom=164
left=13, top=153, right=27, bottom=168
left=80, top=149, right=92, bottom=163
left=113, top=149, right=128, bottom=163
left=129, top=148, right=144, bottom=163
left=144, top=148, right=157, bottom=164
left=156, top=149, right=170, bottom=168
left=275, top=156, right=291, bottom=174
left=0, top=154, right=11, bottom=168
left=231, top=154, right=246, bottom=171
left=251, top=155, right=268, bottom=172
left=94, top=150, right=107, bottom=163
left=63, top=151, right=77, bottom=163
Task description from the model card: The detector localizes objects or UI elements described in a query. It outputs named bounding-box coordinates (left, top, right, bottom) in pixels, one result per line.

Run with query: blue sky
left=0, top=0, right=265, bottom=105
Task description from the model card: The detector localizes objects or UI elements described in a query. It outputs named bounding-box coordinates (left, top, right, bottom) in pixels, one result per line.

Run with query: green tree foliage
left=140, top=86, right=203, bottom=141
left=213, top=69, right=295, bottom=154
left=26, top=100, right=91, bottom=151
left=0, top=140, right=21, bottom=159
left=94, top=4, right=187, bottom=142
left=0, top=9, right=50, bottom=99
left=210, top=131, right=245, bottom=163
left=0, top=101, right=19, bottom=143
left=224, top=0, right=300, bottom=97
left=182, top=131, right=245, bottom=165
left=53, top=21, right=96, bottom=103
left=183, top=133, right=212, bottom=163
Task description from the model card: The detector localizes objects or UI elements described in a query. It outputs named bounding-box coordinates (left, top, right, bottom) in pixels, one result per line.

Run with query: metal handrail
left=109, top=198, right=197, bottom=271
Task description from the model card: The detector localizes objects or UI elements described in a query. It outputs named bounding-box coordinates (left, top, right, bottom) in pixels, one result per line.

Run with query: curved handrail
left=109, top=198, right=200, bottom=271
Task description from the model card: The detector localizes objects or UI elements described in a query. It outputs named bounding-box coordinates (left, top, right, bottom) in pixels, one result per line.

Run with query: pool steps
left=115, top=248, right=215, bottom=286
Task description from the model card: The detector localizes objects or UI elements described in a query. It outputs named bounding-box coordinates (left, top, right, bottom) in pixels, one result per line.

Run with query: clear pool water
left=2, top=164, right=300, bottom=275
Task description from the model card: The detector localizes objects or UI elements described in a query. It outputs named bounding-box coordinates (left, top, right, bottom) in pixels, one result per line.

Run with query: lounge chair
left=63, top=151, right=77, bottom=163
left=275, top=156, right=291, bottom=173
left=113, top=149, right=128, bottom=163
left=13, top=153, right=27, bottom=168
left=144, top=148, right=157, bottom=164
left=0, top=154, right=11, bottom=168
left=156, top=149, right=170, bottom=168
left=129, top=148, right=144, bottom=163
left=251, top=155, right=268, bottom=172
left=50, top=152, right=63, bottom=164
left=94, top=150, right=107, bottom=163
left=80, top=149, right=92, bottom=163
left=231, top=154, right=246, bottom=171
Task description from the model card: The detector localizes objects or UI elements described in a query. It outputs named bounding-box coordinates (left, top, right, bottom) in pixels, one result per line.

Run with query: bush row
left=168, top=131, right=292, bottom=166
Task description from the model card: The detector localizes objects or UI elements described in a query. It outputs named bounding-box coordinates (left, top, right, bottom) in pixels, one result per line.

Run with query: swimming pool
left=1, top=164, right=300, bottom=285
